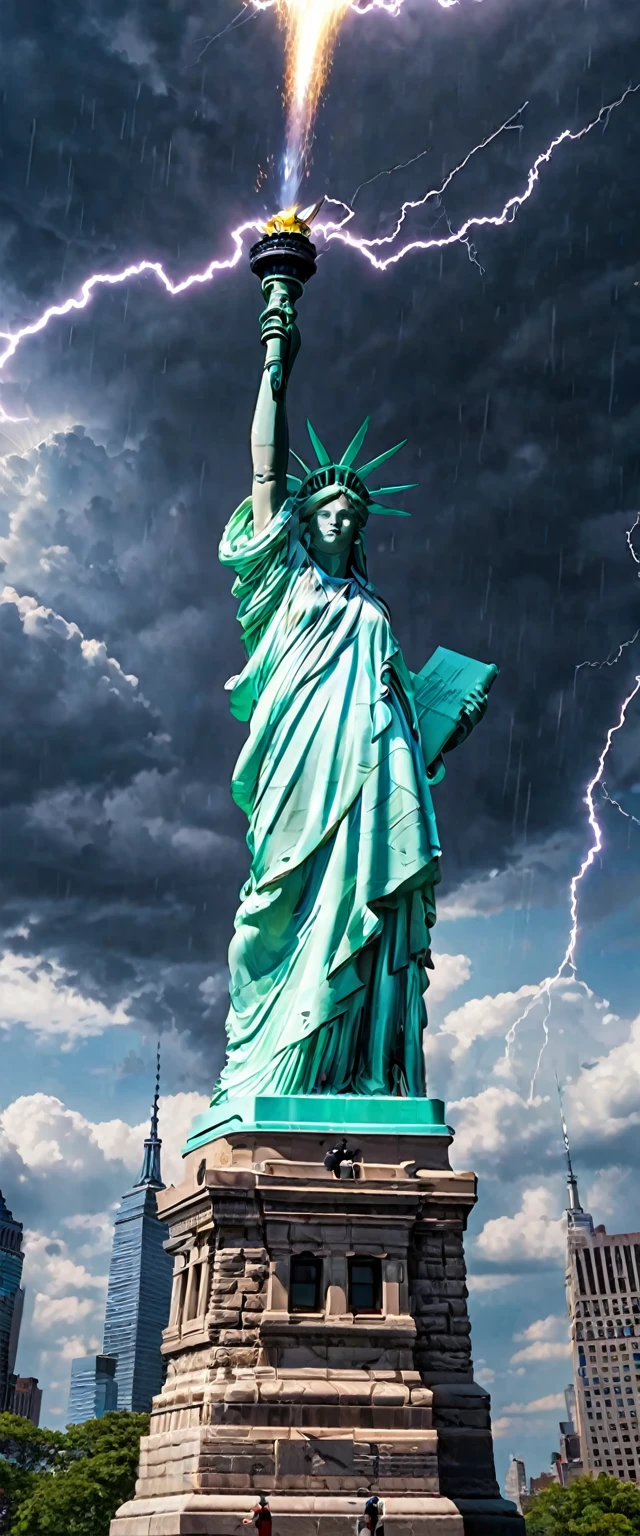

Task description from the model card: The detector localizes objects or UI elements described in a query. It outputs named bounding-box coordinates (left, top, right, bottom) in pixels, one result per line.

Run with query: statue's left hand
left=460, top=681, right=489, bottom=730
left=444, top=682, right=490, bottom=752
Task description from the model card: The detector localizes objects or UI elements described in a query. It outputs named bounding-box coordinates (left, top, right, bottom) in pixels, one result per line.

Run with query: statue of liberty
left=212, top=206, right=496, bottom=1106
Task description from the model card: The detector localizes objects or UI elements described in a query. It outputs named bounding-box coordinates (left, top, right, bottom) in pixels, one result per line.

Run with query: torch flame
left=281, top=0, right=349, bottom=116
left=262, top=198, right=325, bottom=235
left=276, top=0, right=350, bottom=201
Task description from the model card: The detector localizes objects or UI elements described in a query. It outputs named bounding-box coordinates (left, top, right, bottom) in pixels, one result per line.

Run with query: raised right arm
left=251, top=276, right=301, bottom=535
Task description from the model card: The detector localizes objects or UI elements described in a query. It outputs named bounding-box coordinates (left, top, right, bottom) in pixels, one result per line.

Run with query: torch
left=249, top=200, right=323, bottom=397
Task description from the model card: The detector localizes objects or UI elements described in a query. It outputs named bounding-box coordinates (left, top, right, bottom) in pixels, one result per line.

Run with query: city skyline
left=4, top=1037, right=638, bottom=1489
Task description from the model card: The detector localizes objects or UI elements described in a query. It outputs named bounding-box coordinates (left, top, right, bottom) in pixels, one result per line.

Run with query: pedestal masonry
left=111, top=203, right=524, bottom=1536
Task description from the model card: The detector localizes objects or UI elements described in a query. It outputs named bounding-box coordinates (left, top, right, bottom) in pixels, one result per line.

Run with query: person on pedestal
left=214, top=213, right=493, bottom=1105
left=244, top=1495, right=272, bottom=1536
left=362, top=1494, right=385, bottom=1534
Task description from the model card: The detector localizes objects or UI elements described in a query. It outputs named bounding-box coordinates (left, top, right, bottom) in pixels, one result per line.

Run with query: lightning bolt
left=0, top=222, right=260, bottom=378
left=0, top=404, right=29, bottom=424
left=505, top=512, right=640, bottom=1102
left=627, top=510, right=640, bottom=567
left=318, top=83, right=640, bottom=267
left=601, top=784, right=640, bottom=831
left=1, top=86, right=636, bottom=410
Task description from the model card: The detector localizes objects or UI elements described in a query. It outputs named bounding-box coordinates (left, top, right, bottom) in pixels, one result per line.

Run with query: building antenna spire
left=137, top=1040, right=164, bottom=1187
left=555, top=1072, right=582, bottom=1214
left=150, top=1039, right=160, bottom=1141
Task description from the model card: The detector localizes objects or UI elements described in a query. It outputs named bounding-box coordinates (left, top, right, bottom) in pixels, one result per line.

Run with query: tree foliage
left=526, top=1475, right=640, bottom=1535
left=0, top=1414, right=66, bottom=1533
left=0, top=1411, right=148, bottom=1536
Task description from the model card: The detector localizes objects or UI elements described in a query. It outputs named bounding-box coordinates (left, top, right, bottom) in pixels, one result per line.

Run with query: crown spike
left=290, top=450, right=311, bottom=474
left=340, top=417, right=371, bottom=469
left=306, top=420, right=332, bottom=467
left=369, top=483, right=418, bottom=496
left=357, top=440, right=408, bottom=480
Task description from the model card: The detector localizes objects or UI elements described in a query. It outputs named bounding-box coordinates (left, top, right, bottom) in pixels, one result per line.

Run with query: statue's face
left=308, top=494, right=357, bottom=559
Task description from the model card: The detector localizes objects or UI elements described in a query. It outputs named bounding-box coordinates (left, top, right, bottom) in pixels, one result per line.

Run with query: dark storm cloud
left=0, top=0, right=639, bottom=1058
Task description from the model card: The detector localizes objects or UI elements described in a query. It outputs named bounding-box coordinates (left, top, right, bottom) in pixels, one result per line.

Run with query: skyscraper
left=67, top=1355, right=117, bottom=1424
left=101, top=1049, right=173, bottom=1412
left=563, top=1105, right=640, bottom=1481
left=504, top=1455, right=527, bottom=1512
left=7, top=1375, right=43, bottom=1426
left=0, top=1190, right=25, bottom=1411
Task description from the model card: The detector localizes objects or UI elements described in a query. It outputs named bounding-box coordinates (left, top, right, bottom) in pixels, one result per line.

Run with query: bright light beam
left=254, top=0, right=473, bottom=199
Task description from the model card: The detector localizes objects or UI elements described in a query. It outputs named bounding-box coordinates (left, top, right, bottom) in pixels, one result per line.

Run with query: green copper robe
left=213, top=497, right=442, bottom=1101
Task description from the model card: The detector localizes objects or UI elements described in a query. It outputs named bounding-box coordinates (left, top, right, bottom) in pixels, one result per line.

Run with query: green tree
left=0, top=1413, right=66, bottom=1533
left=4, top=1411, right=148, bottom=1536
left=526, top=1475, right=640, bottom=1535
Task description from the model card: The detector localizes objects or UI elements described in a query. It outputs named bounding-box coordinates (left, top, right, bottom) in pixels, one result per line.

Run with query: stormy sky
left=0, top=0, right=639, bottom=1488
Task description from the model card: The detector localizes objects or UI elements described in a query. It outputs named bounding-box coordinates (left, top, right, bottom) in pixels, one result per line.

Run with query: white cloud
left=0, top=951, right=130, bottom=1040
left=23, top=1234, right=107, bottom=1298
left=491, top=1417, right=515, bottom=1438
left=0, top=586, right=140, bottom=691
left=492, top=1389, right=568, bottom=1438
left=62, top=1211, right=114, bottom=1256
left=509, top=1313, right=569, bottom=1364
left=500, top=1393, right=566, bottom=1414
left=34, top=1293, right=97, bottom=1329
left=566, top=1015, right=640, bottom=1144
left=475, top=1185, right=566, bottom=1265
left=448, top=1086, right=530, bottom=1161
left=476, top=1367, right=497, bottom=1386
left=513, top=1314, right=566, bottom=1344
left=436, top=985, right=539, bottom=1060
left=510, top=1339, right=571, bottom=1364
left=1, top=1094, right=141, bottom=1173
left=438, top=832, right=576, bottom=922
left=55, top=1333, right=102, bottom=1362
left=20, top=1230, right=108, bottom=1363
left=0, top=1089, right=207, bottom=1188
left=426, top=952, right=471, bottom=1005
left=466, top=1272, right=519, bottom=1294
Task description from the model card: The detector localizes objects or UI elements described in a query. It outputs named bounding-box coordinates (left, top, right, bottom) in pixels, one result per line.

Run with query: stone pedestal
left=111, top=1099, right=523, bottom=1536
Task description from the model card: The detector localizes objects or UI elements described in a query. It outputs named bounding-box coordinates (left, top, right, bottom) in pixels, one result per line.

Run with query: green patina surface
left=200, top=242, right=496, bottom=1118
left=185, top=1094, right=452, bottom=1152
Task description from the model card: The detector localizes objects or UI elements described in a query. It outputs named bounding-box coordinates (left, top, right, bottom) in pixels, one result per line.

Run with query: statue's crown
left=289, top=418, right=416, bottom=518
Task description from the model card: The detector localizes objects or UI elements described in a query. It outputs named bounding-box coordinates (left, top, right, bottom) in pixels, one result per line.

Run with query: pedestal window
left=348, top=1257, right=382, bottom=1315
left=289, top=1253, right=322, bottom=1312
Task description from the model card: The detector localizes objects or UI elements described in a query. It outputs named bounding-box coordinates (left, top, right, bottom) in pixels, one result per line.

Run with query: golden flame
left=279, top=0, right=349, bottom=119
left=276, top=0, right=350, bottom=196
left=262, top=199, right=325, bottom=236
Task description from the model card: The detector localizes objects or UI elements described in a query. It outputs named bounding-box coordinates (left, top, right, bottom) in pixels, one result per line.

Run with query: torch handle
left=259, top=275, right=304, bottom=399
